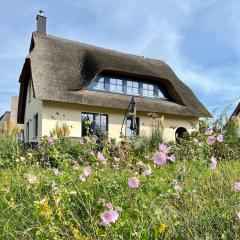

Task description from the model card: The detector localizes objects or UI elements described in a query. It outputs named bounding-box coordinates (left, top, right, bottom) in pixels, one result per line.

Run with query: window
left=33, top=113, right=38, bottom=138
left=158, top=88, right=165, bottom=98
left=88, top=74, right=169, bottom=100
left=26, top=122, right=29, bottom=142
left=126, top=117, right=139, bottom=137
left=82, top=112, right=108, bottom=138
left=89, top=76, right=105, bottom=90
left=143, top=83, right=154, bottom=97
left=110, top=78, right=123, bottom=92
left=28, top=81, right=31, bottom=102
left=127, top=80, right=139, bottom=94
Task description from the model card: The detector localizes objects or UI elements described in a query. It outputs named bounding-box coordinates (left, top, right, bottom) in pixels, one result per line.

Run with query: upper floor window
left=96, top=77, right=105, bottom=89
left=143, top=83, right=154, bottom=97
left=110, top=78, right=123, bottom=92
left=87, top=74, right=170, bottom=100
left=127, top=80, right=139, bottom=95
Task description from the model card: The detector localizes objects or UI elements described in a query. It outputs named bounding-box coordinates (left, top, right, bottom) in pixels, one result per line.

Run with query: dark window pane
left=82, top=112, right=108, bottom=138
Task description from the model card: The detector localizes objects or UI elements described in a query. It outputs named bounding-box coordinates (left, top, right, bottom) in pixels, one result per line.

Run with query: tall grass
left=0, top=116, right=240, bottom=239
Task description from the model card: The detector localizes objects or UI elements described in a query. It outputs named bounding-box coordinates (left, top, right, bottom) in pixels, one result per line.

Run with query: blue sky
left=0, top=0, right=240, bottom=117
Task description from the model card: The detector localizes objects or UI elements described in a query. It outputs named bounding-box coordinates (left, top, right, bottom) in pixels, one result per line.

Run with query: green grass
left=0, top=157, right=240, bottom=239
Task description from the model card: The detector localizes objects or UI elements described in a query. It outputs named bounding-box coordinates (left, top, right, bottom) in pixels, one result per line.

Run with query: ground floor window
left=33, top=113, right=38, bottom=138
left=26, top=121, right=29, bottom=142
left=82, top=112, right=108, bottom=138
left=126, top=117, right=139, bottom=137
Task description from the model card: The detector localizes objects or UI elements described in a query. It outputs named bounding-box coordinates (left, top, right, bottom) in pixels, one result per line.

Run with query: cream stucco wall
left=24, top=78, right=42, bottom=142
left=41, top=100, right=197, bottom=142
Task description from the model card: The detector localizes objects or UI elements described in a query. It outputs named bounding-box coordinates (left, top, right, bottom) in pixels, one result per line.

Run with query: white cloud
left=1, top=0, right=240, bottom=116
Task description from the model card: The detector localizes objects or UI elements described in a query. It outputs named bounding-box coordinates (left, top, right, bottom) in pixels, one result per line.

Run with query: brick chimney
left=36, top=10, right=46, bottom=34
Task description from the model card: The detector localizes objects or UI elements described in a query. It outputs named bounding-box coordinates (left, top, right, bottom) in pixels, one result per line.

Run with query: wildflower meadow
left=0, top=118, right=240, bottom=239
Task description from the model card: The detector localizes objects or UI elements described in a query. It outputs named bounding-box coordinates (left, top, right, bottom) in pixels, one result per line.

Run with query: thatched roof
left=231, top=102, right=240, bottom=117
left=18, top=32, right=211, bottom=123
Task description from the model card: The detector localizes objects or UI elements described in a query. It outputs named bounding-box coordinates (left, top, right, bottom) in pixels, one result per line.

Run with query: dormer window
left=127, top=80, right=139, bottom=95
left=142, top=83, right=154, bottom=97
left=95, top=76, right=105, bottom=89
left=110, top=78, right=123, bottom=92
left=87, top=74, right=170, bottom=100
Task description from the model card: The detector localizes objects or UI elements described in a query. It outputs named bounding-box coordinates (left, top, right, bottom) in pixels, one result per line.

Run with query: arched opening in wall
left=175, top=127, right=188, bottom=142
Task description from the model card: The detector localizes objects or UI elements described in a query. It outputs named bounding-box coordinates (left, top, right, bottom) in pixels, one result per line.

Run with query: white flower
left=27, top=173, right=37, bottom=184
left=143, top=165, right=152, bottom=176
left=53, top=168, right=63, bottom=176
left=70, top=191, right=77, bottom=196
left=51, top=180, right=57, bottom=189
left=79, top=176, right=86, bottom=182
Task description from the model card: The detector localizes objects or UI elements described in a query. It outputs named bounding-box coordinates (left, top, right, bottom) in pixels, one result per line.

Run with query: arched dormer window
left=87, top=73, right=171, bottom=100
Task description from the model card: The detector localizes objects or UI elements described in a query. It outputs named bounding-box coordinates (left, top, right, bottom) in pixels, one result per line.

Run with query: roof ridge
left=32, top=32, right=166, bottom=64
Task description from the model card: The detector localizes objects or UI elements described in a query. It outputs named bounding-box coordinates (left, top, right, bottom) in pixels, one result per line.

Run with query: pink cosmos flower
left=97, top=152, right=107, bottom=164
left=167, top=154, right=176, bottom=162
left=106, top=202, right=113, bottom=209
left=216, top=134, right=223, bottom=143
left=159, top=143, right=170, bottom=154
left=152, top=151, right=167, bottom=166
left=210, top=156, right=217, bottom=169
left=143, top=165, right=152, bottom=176
left=48, top=137, right=54, bottom=145
left=128, top=177, right=140, bottom=189
left=207, top=136, right=216, bottom=145
left=205, top=128, right=213, bottom=136
left=100, top=209, right=119, bottom=227
left=174, top=183, right=183, bottom=192
left=234, top=182, right=240, bottom=191
left=84, top=166, right=91, bottom=177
